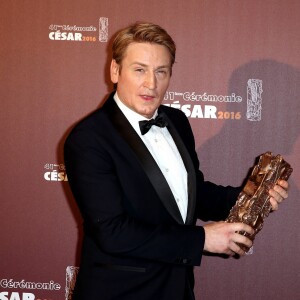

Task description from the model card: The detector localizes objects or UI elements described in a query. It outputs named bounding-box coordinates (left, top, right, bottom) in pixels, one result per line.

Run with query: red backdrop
left=1, top=1, right=299, bottom=299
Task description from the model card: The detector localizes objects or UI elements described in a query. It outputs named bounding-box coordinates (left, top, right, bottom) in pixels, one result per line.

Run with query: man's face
left=110, top=42, right=172, bottom=119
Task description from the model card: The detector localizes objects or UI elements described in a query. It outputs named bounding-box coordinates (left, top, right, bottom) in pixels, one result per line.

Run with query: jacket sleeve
left=64, top=122, right=205, bottom=267
left=166, top=107, right=242, bottom=221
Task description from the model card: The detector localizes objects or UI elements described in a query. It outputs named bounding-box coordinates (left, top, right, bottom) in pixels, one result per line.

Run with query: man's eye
left=156, top=70, right=168, bottom=77
left=135, top=68, right=144, bottom=73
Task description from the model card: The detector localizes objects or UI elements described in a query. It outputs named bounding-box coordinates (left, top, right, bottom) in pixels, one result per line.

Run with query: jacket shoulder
left=67, top=93, right=116, bottom=137
left=160, top=105, right=192, bottom=130
left=159, top=105, right=189, bottom=123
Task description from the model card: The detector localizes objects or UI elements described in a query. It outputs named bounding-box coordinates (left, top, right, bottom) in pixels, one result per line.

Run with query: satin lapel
left=104, top=98, right=184, bottom=224
left=159, top=110, right=197, bottom=225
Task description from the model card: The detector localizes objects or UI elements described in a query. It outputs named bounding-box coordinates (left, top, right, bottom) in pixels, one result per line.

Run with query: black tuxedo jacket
left=64, top=92, right=240, bottom=300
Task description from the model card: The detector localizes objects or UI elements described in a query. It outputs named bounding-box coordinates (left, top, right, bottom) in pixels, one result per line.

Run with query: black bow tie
left=139, top=115, right=168, bottom=135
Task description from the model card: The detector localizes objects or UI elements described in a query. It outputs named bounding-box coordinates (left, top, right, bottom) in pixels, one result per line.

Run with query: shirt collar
left=114, top=92, right=158, bottom=135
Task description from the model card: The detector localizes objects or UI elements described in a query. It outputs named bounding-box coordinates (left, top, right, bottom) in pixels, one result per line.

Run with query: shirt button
left=182, top=258, right=190, bottom=264
left=165, top=168, right=169, bottom=172
left=176, top=198, right=180, bottom=202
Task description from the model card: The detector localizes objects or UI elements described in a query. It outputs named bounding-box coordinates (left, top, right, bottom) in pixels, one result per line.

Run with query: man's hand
left=269, top=180, right=289, bottom=211
left=203, top=222, right=254, bottom=256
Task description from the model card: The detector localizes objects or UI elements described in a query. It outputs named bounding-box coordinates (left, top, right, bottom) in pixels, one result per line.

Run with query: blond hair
left=112, top=22, right=176, bottom=68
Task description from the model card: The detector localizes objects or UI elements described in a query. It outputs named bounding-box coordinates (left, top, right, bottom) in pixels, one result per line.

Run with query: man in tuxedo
left=64, top=22, right=288, bottom=300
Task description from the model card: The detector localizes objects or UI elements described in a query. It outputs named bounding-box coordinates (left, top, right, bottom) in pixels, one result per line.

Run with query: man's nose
left=144, top=72, right=157, bottom=90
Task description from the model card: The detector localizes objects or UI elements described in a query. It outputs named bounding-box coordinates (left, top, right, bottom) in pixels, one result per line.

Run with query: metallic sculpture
left=226, top=152, right=292, bottom=253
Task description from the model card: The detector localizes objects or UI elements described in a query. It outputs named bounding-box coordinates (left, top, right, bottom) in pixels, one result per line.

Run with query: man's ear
left=110, top=59, right=120, bottom=84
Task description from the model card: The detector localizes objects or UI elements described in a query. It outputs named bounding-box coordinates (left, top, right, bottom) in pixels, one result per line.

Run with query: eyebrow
left=130, top=62, right=171, bottom=70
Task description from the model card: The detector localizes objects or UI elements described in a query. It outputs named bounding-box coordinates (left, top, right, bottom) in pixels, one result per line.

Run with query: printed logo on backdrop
left=49, top=17, right=108, bottom=42
left=65, top=266, right=79, bottom=300
left=44, top=163, right=68, bottom=182
left=0, top=278, right=61, bottom=300
left=164, top=79, right=263, bottom=121
left=163, top=91, right=242, bottom=120
left=246, top=79, right=263, bottom=121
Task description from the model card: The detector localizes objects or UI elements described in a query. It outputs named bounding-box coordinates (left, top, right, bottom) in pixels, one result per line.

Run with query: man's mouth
left=140, top=94, right=155, bottom=101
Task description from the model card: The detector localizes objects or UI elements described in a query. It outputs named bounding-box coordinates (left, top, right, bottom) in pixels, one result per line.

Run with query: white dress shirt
left=114, top=93, right=188, bottom=222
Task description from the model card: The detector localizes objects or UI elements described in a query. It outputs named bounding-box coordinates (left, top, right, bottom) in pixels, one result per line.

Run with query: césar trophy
left=225, top=152, right=293, bottom=253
